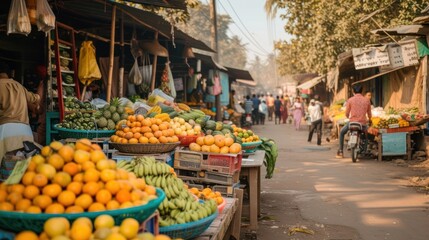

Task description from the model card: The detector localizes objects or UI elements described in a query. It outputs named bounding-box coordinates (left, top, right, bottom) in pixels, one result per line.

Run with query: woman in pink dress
left=292, top=98, right=304, bottom=130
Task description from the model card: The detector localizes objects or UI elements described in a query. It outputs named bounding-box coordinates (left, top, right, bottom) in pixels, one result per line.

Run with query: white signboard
left=353, top=47, right=390, bottom=70
left=400, top=41, right=419, bottom=67
left=380, top=45, right=403, bottom=71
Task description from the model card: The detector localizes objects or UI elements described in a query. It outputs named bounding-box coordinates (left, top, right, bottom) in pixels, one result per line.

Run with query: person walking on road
left=274, top=96, right=283, bottom=125
left=282, top=95, right=290, bottom=124
left=291, top=97, right=304, bottom=130
left=307, top=99, right=323, bottom=145
left=266, top=94, right=275, bottom=121
left=259, top=100, right=268, bottom=125
left=336, top=85, right=372, bottom=158
left=252, top=94, right=261, bottom=125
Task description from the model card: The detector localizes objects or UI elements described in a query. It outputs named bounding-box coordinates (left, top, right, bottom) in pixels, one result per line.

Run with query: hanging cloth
left=78, top=41, right=102, bottom=100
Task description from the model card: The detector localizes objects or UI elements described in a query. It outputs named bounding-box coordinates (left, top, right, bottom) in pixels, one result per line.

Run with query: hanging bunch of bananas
left=258, top=138, right=278, bottom=179
left=117, top=156, right=217, bottom=226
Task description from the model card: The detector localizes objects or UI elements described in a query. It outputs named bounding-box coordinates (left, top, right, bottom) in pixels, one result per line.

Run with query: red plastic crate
left=202, top=153, right=242, bottom=174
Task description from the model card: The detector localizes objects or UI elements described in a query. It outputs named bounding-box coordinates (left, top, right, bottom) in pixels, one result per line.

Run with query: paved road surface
left=244, top=121, right=429, bottom=240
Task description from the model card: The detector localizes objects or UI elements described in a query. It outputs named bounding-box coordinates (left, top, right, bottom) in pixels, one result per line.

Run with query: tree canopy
left=265, top=0, right=427, bottom=75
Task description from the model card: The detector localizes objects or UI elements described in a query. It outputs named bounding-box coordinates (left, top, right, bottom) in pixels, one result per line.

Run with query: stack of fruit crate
left=174, top=149, right=242, bottom=196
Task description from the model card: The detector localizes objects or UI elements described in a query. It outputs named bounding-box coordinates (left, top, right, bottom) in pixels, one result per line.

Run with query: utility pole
left=209, top=0, right=222, bottom=121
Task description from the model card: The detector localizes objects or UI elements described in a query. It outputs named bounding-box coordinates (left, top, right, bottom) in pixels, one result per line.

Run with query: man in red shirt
left=337, top=85, right=371, bottom=158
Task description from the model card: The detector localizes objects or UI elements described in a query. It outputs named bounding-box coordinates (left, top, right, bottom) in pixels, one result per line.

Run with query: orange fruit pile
left=111, top=115, right=179, bottom=144
left=0, top=139, right=157, bottom=214
left=15, top=215, right=173, bottom=240
left=189, top=187, right=224, bottom=205
left=189, top=135, right=242, bottom=154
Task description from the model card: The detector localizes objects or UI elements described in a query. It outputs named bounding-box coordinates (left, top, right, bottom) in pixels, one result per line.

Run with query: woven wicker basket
left=110, top=142, right=180, bottom=154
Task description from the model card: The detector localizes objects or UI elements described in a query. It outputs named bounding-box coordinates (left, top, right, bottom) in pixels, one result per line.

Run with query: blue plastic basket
left=159, top=210, right=218, bottom=239
left=54, top=124, right=115, bottom=139
left=0, top=188, right=165, bottom=233
left=241, top=141, right=262, bottom=153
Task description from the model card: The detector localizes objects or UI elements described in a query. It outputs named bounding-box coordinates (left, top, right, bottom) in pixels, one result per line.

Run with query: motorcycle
left=347, top=122, right=367, bottom=163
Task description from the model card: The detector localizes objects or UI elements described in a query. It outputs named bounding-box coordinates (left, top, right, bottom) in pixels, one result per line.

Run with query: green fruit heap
left=117, top=156, right=217, bottom=226
left=94, top=97, right=128, bottom=130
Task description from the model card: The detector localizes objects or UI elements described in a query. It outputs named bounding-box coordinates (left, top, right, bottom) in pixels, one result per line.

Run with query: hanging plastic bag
left=7, top=0, right=31, bottom=36
left=213, top=75, right=222, bottom=96
left=78, top=41, right=102, bottom=84
left=166, top=63, right=176, bottom=98
left=140, top=53, right=152, bottom=84
left=129, top=58, right=142, bottom=85
left=36, top=0, right=55, bottom=34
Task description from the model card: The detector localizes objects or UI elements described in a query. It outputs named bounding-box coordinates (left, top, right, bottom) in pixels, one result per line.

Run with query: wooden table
left=194, top=197, right=240, bottom=240
left=367, top=126, right=420, bottom=161
left=240, top=150, right=265, bottom=231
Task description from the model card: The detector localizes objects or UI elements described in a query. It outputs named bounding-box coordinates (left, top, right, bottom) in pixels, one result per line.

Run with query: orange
left=155, top=234, right=174, bottom=240
left=133, top=132, right=142, bottom=139
left=23, top=185, right=40, bottom=200
left=100, top=169, right=117, bottom=182
left=105, top=233, right=126, bottom=240
left=9, top=184, right=25, bottom=194
left=94, top=214, right=115, bottom=230
left=121, top=138, right=128, bottom=144
left=57, top=190, right=76, bottom=207
left=73, top=173, right=84, bottom=182
left=52, top=171, right=72, bottom=187
left=144, top=132, right=154, bottom=139
left=189, top=143, right=201, bottom=152
left=144, top=185, right=156, bottom=196
left=115, top=189, right=131, bottom=203
left=107, top=159, right=117, bottom=169
left=26, top=161, right=37, bottom=172
left=75, top=194, right=93, bottom=210
left=129, top=115, right=136, bottom=122
left=31, top=154, right=45, bottom=165
left=63, top=162, right=81, bottom=176
left=224, top=137, right=234, bottom=147
left=159, top=123, right=168, bottom=131
left=214, top=135, right=225, bottom=148
left=49, top=141, right=64, bottom=151
left=116, top=130, right=125, bottom=138
left=39, top=232, right=49, bottom=240
left=33, top=195, right=52, bottom=210
left=139, top=136, right=149, bottom=144
left=151, top=124, right=159, bottom=132
left=44, top=203, right=65, bottom=213
left=15, top=231, right=39, bottom=240
left=42, top=184, right=62, bottom=198
left=88, top=202, right=106, bottom=212
left=84, top=168, right=100, bottom=182
left=130, top=178, right=146, bottom=190
left=81, top=160, right=96, bottom=171
left=15, top=198, right=32, bottom=211
left=106, top=200, right=120, bottom=210
left=91, top=144, right=102, bottom=151
left=41, top=146, right=53, bottom=157
left=141, top=126, right=151, bottom=133
left=48, top=153, right=65, bottom=170
left=204, top=135, right=215, bottom=145
left=91, top=150, right=107, bottom=163
left=32, top=174, right=48, bottom=188
left=67, top=181, right=83, bottom=195
left=44, top=217, right=69, bottom=238
left=220, top=146, right=229, bottom=154
left=0, top=202, right=14, bottom=211
left=96, top=189, right=112, bottom=204
left=25, top=205, right=42, bottom=213
left=155, top=119, right=162, bottom=125
left=171, top=135, right=179, bottom=142
left=142, top=119, right=152, bottom=127
left=130, top=189, right=145, bottom=202
left=119, top=218, right=139, bottom=239
left=210, top=144, right=220, bottom=153
left=6, top=191, right=22, bottom=205
left=21, top=172, right=36, bottom=186
left=105, top=180, right=121, bottom=195
left=129, top=138, right=138, bottom=144
left=229, top=143, right=242, bottom=153
left=136, top=115, right=144, bottom=122
left=74, top=149, right=91, bottom=164
left=159, top=136, right=168, bottom=144
left=116, top=169, right=130, bottom=180
left=167, top=129, right=175, bottom=137
left=96, top=160, right=111, bottom=171
left=65, top=205, right=84, bottom=213
left=70, top=219, right=92, bottom=240
left=58, top=145, right=75, bottom=162
left=119, top=201, right=134, bottom=209
left=0, top=189, right=7, bottom=202
left=149, top=137, right=159, bottom=144
left=36, top=163, right=57, bottom=180
left=82, top=182, right=100, bottom=196
left=75, top=139, right=93, bottom=152
left=161, top=130, right=169, bottom=137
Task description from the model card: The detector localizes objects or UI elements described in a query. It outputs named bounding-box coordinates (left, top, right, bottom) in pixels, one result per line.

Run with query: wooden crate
left=213, top=182, right=240, bottom=197
left=204, top=171, right=240, bottom=185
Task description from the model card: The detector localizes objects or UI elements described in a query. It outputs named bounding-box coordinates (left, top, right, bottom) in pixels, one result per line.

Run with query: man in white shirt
left=307, top=99, right=323, bottom=145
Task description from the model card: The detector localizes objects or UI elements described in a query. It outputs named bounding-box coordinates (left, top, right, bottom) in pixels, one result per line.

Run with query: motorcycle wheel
left=351, top=147, right=358, bottom=163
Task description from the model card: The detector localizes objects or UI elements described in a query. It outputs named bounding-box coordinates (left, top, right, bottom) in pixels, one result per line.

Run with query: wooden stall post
left=106, top=5, right=117, bottom=103
left=150, top=32, right=159, bottom=91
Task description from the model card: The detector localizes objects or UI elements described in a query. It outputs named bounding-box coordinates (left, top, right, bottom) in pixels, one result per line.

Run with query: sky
left=214, top=0, right=290, bottom=62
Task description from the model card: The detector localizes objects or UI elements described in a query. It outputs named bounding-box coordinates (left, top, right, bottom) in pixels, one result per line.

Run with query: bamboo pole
left=119, top=11, right=124, bottom=98
left=106, top=6, right=117, bottom=103
left=150, top=32, right=159, bottom=91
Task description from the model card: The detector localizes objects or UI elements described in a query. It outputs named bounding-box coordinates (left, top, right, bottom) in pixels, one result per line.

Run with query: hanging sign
left=380, top=45, right=404, bottom=71
left=400, top=41, right=419, bottom=67
left=352, top=47, right=390, bottom=70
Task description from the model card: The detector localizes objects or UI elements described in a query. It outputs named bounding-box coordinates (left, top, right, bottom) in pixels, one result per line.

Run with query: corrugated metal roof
left=371, top=25, right=429, bottom=36
left=225, top=67, right=254, bottom=81
left=121, top=0, right=187, bottom=10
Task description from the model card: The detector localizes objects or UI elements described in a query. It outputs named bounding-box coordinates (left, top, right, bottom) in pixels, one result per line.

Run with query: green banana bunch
left=259, top=138, right=278, bottom=179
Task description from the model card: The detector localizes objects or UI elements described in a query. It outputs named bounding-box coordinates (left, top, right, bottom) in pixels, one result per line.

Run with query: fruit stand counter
left=367, top=126, right=421, bottom=161
left=240, top=150, right=265, bottom=230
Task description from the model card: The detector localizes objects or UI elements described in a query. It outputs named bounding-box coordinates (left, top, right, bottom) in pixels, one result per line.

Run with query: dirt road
left=243, top=121, right=429, bottom=240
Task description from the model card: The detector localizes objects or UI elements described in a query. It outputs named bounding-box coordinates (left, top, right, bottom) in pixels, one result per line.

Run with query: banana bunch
left=154, top=113, right=171, bottom=122
left=258, top=138, right=278, bottom=179
left=177, top=103, right=191, bottom=112
left=148, top=105, right=162, bottom=115
left=117, top=156, right=217, bottom=226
